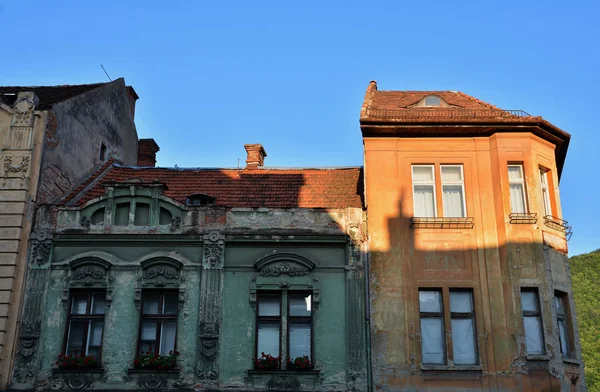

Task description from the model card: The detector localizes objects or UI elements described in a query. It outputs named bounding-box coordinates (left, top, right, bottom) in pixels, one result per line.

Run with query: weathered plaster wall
left=39, top=78, right=138, bottom=204
left=364, top=133, right=584, bottom=391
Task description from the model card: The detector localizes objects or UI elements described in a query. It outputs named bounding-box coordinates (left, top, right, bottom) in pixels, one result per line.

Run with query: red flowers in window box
left=253, top=352, right=280, bottom=370
left=133, top=350, right=180, bottom=370
left=55, top=354, right=100, bottom=370
left=287, top=355, right=313, bottom=370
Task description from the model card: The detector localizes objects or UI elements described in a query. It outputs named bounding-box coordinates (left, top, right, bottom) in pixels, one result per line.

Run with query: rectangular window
left=450, top=290, right=477, bottom=364
left=419, top=290, right=445, bottom=364
left=508, top=164, right=528, bottom=213
left=540, top=168, right=552, bottom=216
left=139, top=291, right=178, bottom=355
left=441, top=165, right=466, bottom=217
left=521, top=289, right=545, bottom=355
left=65, top=291, right=106, bottom=359
left=412, top=165, right=437, bottom=217
left=256, top=292, right=313, bottom=367
left=554, top=292, right=571, bottom=357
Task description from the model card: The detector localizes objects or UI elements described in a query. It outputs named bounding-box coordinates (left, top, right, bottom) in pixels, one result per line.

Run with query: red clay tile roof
left=65, top=165, right=364, bottom=209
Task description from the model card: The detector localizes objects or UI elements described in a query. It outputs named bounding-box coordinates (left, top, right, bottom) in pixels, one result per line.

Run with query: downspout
left=363, top=238, right=373, bottom=392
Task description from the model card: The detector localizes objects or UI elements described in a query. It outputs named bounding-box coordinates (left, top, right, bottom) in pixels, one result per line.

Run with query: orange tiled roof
left=64, top=165, right=364, bottom=209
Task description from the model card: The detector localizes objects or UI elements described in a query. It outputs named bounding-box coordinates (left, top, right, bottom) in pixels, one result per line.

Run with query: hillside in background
left=570, top=248, right=600, bottom=390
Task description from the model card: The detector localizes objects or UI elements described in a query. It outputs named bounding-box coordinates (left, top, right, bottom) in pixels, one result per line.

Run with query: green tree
left=570, top=248, right=600, bottom=390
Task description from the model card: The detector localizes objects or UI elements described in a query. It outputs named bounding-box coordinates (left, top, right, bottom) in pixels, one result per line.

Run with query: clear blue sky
left=1, top=0, right=598, bottom=256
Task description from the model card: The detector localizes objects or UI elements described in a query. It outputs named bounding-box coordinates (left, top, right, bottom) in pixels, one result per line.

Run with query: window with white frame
left=521, top=289, right=545, bottom=355
left=441, top=165, right=466, bottom=217
left=508, top=164, right=528, bottom=213
left=539, top=168, right=552, bottom=217
left=412, top=165, right=437, bottom=217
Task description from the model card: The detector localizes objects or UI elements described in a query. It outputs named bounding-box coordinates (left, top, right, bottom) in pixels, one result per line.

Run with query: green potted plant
left=287, top=355, right=313, bottom=370
left=133, top=350, right=180, bottom=370
left=55, top=354, right=100, bottom=370
left=253, top=352, right=280, bottom=370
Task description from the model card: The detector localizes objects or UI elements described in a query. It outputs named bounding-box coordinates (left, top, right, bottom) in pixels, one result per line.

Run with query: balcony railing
left=410, top=217, right=474, bottom=229
left=509, top=212, right=538, bottom=224
left=543, top=215, right=573, bottom=240
left=364, top=108, right=531, bottom=120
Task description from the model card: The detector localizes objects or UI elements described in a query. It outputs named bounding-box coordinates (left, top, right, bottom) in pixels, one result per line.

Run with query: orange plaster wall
left=365, top=132, right=580, bottom=391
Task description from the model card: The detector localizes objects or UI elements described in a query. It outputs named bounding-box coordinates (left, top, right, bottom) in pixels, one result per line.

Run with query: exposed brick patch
left=45, top=111, right=59, bottom=149
left=37, top=165, right=71, bottom=205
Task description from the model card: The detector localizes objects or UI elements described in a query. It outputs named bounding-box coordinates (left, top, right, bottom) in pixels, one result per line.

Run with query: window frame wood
left=449, top=289, right=478, bottom=365
left=440, top=164, right=467, bottom=218
left=286, top=292, right=314, bottom=364
left=508, top=164, right=529, bottom=214
left=137, top=290, right=179, bottom=356
left=554, top=290, right=573, bottom=358
left=411, top=164, right=438, bottom=218
left=255, top=292, right=283, bottom=364
left=539, top=167, right=553, bottom=217
left=63, top=290, right=106, bottom=361
left=418, top=288, right=446, bottom=365
left=521, top=288, right=546, bottom=355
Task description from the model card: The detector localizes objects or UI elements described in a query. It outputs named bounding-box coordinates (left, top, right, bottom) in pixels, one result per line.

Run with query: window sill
left=248, top=369, right=320, bottom=375
left=52, top=368, right=104, bottom=374
left=410, top=217, right=474, bottom=229
left=127, top=368, right=180, bottom=374
left=526, top=355, right=550, bottom=361
left=420, top=364, right=482, bottom=372
left=562, top=358, right=581, bottom=366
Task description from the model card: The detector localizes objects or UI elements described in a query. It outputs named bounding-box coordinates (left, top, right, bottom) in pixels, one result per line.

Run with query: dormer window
left=424, top=96, right=441, bottom=106
left=186, top=194, right=216, bottom=206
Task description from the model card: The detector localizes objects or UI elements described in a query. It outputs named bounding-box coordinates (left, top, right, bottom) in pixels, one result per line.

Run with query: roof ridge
left=0, top=82, right=108, bottom=90
left=61, top=159, right=116, bottom=205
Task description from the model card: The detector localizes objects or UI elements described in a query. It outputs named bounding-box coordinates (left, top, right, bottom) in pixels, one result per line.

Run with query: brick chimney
left=138, top=138, right=160, bottom=167
left=244, top=144, right=267, bottom=169
left=126, top=86, right=139, bottom=118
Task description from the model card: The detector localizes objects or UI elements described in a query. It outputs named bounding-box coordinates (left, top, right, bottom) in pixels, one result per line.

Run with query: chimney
left=138, top=139, right=160, bottom=167
left=244, top=144, right=267, bottom=169
left=126, top=86, right=139, bottom=118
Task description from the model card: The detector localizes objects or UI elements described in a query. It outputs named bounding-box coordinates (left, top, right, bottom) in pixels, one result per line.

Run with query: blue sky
left=1, top=0, right=598, bottom=255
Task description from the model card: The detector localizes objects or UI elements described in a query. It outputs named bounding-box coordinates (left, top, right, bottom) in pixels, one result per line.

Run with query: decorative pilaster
left=196, top=232, right=225, bottom=386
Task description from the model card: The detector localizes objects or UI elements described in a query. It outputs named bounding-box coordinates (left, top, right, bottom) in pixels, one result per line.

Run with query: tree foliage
left=570, top=248, right=600, bottom=390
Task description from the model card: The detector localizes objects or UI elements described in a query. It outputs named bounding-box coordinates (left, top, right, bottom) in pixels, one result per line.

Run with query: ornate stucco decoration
left=260, top=262, right=309, bottom=277
left=50, top=374, right=93, bottom=390
left=30, top=230, right=53, bottom=266
left=79, top=216, right=91, bottom=232
left=136, top=258, right=184, bottom=308
left=13, top=320, right=42, bottom=382
left=11, top=95, right=36, bottom=126
left=266, top=375, right=301, bottom=391
left=138, top=374, right=168, bottom=390
left=199, top=322, right=219, bottom=360
left=203, top=231, right=224, bottom=268
left=63, top=258, right=112, bottom=307
left=4, top=155, right=30, bottom=174
left=170, top=216, right=182, bottom=232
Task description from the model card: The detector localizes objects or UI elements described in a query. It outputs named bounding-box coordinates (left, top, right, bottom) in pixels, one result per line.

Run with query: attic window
left=186, top=194, right=216, bottom=206
left=99, top=143, right=107, bottom=162
left=424, top=96, right=441, bottom=106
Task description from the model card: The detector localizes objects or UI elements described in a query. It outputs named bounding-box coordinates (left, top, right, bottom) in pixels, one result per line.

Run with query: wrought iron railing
left=543, top=215, right=573, bottom=240
left=410, top=217, right=474, bottom=229
left=509, top=212, right=538, bottom=224
left=364, top=108, right=531, bottom=120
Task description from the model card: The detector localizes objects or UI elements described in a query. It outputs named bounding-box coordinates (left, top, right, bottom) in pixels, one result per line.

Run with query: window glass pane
left=163, top=293, right=179, bottom=315
left=66, top=320, right=86, bottom=356
left=419, top=291, right=442, bottom=313
left=141, top=321, right=158, bottom=340
left=257, top=322, right=280, bottom=357
left=441, top=166, right=463, bottom=182
left=160, top=320, right=177, bottom=355
left=412, top=166, right=434, bottom=182
left=521, top=291, right=539, bottom=312
left=114, top=203, right=129, bottom=226
left=524, top=316, right=544, bottom=355
left=542, top=188, right=551, bottom=216
left=134, top=203, right=150, bottom=226
left=414, top=185, right=435, bottom=217
left=86, top=320, right=104, bottom=358
left=451, top=318, right=477, bottom=364
left=143, top=293, right=161, bottom=314
left=420, top=318, right=444, bottom=364
left=159, top=208, right=172, bottom=225
left=554, top=296, right=566, bottom=316
left=508, top=166, right=523, bottom=180
left=510, top=184, right=526, bottom=213
left=450, top=291, right=473, bottom=313
left=289, top=294, right=311, bottom=317
left=442, top=185, right=465, bottom=217
left=540, top=170, right=548, bottom=185
left=289, top=322, right=311, bottom=359
left=425, top=96, right=441, bottom=106
left=71, top=294, right=88, bottom=314
left=90, top=208, right=105, bottom=225
left=258, top=296, right=280, bottom=317
left=558, top=320, right=569, bottom=355
left=91, top=294, right=105, bottom=314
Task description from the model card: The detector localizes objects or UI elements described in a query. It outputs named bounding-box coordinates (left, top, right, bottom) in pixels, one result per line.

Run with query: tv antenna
left=100, top=64, right=112, bottom=81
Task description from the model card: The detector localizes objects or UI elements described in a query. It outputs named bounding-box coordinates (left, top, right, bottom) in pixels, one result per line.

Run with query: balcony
left=543, top=215, right=573, bottom=240
left=410, top=217, right=474, bottom=229
left=509, top=213, right=538, bottom=224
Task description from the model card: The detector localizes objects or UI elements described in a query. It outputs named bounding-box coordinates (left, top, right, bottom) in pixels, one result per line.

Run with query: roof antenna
left=100, top=64, right=112, bottom=81
left=237, top=158, right=240, bottom=169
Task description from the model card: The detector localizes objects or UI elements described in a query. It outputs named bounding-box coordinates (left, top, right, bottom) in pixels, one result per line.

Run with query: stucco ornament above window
left=254, top=253, right=315, bottom=277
